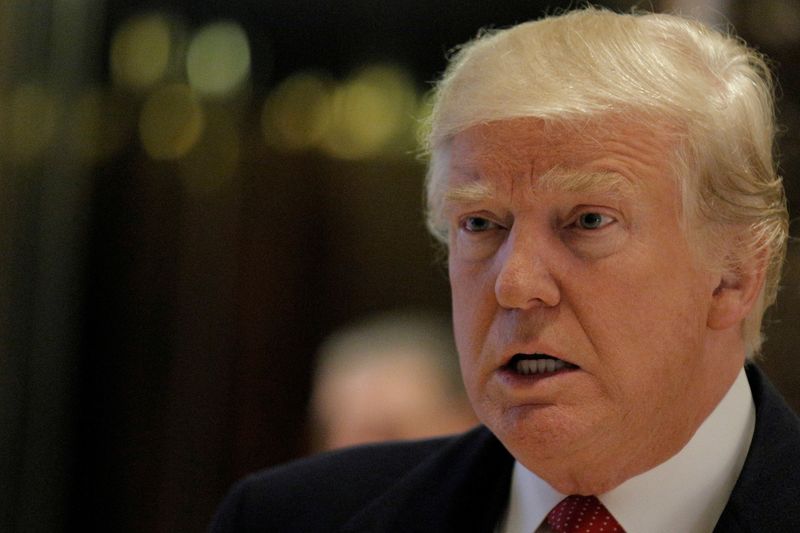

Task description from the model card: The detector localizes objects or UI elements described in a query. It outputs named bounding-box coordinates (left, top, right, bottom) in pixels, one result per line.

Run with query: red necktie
left=546, top=495, right=625, bottom=533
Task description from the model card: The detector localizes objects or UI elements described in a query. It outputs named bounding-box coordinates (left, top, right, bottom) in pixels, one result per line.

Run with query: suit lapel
left=341, top=426, right=514, bottom=533
left=714, top=363, right=800, bottom=532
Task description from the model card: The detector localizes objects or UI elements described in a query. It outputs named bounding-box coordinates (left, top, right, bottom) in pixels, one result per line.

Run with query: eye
left=462, top=216, right=498, bottom=232
left=576, top=212, right=614, bottom=230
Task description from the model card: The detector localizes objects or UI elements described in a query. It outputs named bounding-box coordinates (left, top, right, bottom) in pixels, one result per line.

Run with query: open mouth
left=506, top=353, right=579, bottom=375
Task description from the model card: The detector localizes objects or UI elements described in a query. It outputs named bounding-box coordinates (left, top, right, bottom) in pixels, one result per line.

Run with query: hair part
left=424, top=7, right=788, bottom=357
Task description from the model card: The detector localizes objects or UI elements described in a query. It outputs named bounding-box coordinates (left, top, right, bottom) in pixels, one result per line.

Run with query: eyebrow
left=443, top=168, right=637, bottom=204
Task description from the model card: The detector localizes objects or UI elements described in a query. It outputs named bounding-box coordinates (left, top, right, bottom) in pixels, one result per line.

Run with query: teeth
left=516, top=357, right=566, bottom=375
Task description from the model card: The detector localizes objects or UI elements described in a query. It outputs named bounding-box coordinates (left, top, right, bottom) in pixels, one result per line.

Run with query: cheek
left=575, top=263, right=709, bottom=401
left=450, top=283, right=480, bottom=367
left=450, top=261, right=496, bottom=342
left=449, top=261, right=497, bottom=386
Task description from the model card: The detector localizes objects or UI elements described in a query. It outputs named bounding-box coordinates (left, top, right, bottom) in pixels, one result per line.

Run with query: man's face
left=312, top=353, right=474, bottom=451
left=444, top=118, right=743, bottom=494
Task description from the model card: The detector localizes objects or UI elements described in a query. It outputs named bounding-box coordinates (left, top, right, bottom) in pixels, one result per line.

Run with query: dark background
left=1, top=0, right=799, bottom=531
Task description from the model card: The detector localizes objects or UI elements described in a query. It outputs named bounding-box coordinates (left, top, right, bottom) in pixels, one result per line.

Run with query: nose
left=494, top=232, right=561, bottom=310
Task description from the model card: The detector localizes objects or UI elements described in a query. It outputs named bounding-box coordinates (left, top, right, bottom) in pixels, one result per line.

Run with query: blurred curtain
left=0, top=0, right=105, bottom=530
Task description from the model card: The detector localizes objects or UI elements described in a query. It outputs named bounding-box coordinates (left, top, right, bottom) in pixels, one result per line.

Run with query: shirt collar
left=500, top=366, right=755, bottom=533
left=501, top=461, right=564, bottom=533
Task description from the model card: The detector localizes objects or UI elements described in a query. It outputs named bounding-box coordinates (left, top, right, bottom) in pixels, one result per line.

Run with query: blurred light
left=261, top=71, right=333, bottom=151
left=178, top=107, right=241, bottom=194
left=139, top=83, right=204, bottom=160
left=319, top=64, right=418, bottom=160
left=6, top=83, right=59, bottom=162
left=186, top=21, right=251, bottom=98
left=110, top=13, right=173, bottom=92
left=73, top=87, right=134, bottom=163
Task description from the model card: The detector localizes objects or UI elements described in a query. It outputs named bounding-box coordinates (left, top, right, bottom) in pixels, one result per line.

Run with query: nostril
left=494, top=255, right=561, bottom=310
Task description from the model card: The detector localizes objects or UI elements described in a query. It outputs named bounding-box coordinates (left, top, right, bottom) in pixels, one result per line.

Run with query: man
left=308, top=311, right=475, bottom=451
left=211, top=8, right=800, bottom=532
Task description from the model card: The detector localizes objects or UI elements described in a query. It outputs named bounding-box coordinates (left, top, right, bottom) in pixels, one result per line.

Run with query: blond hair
left=424, top=8, right=788, bottom=357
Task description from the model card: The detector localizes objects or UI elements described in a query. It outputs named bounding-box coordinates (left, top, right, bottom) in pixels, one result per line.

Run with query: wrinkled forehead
left=452, top=116, right=679, bottom=160
left=440, top=117, right=682, bottom=196
left=443, top=167, right=639, bottom=208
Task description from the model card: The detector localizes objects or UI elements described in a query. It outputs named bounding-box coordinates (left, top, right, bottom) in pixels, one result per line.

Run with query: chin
left=490, top=408, right=634, bottom=494
left=494, top=402, right=584, bottom=447
left=505, top=435, right=630, bottom=494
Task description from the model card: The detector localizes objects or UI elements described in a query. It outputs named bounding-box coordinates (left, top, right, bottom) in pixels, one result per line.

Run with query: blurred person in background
left=211, top=7, right=800, bottom=532
left=308, top=311, right=476, bottom=451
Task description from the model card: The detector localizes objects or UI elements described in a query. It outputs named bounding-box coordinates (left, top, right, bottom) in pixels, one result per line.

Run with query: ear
left=707, top=253, right=767, bottom=331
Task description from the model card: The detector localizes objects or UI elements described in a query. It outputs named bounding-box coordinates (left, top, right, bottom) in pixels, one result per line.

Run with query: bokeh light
left=138, top=83, right=204, bottom=160
left=261, top=71, right=333, bottom=152
left=186, top=21, right=251, bottom=98
left=110, top=13, right=173, bottom=92
left=319, top=64, right=418, bottom=160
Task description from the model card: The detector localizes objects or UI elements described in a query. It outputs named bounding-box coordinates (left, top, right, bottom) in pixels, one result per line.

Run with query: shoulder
left=745, top=362, right=800, bottom=465
left=716, top=363, right=800, bottom=531
left=209, top=427, right=497, bottom=532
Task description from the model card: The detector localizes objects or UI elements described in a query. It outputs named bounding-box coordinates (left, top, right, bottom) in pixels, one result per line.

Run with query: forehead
left=445, top=118, right=680, bottom=199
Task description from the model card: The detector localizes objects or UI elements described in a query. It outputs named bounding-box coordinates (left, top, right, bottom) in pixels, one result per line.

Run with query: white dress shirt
left=497, top=367, right=755, bottom=533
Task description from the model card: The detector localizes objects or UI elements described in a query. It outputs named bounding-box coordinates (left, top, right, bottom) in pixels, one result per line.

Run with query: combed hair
left=424, top=7, right=788, bottom=357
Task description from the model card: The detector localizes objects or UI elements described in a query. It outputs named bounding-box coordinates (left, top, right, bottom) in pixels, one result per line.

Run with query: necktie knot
left=546, top=495, right=624, bottom=533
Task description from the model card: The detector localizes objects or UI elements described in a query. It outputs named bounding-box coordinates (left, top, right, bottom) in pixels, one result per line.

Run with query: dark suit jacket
left=210, top=364, right=800, bottom=532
